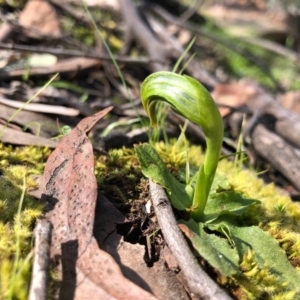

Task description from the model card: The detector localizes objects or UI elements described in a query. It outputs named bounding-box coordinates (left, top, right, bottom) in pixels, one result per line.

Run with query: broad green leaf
left=180, top=220, right=240, bottom=276
left=209, top=172, right=233, bottom=193
left=231, top=226, right=300, bottom=296
left=135, top=144, right=192, bottom=210
left=178, top=167, right=260, bottom=223
left=205, top=221, right=236, bottom=248
left=181, top=221, right=300, bottom=296
left=202, top=191, right=260, bottom=223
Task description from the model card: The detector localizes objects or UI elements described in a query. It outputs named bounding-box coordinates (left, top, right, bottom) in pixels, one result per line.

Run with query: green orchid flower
left=141, top=71, right=223, bottom=221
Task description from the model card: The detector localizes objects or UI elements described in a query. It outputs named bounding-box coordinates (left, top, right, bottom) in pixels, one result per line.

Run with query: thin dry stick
left=252, top=124, right=300, bottom=191
left=149, top=180, right=232, bottom=300
left=0, top=97, right=79, bottom=116
left=118, top=0, right=169, bottom=72
left=0, top=42, right=152, bottom=65
left=29, top=219, right=52, bottom=300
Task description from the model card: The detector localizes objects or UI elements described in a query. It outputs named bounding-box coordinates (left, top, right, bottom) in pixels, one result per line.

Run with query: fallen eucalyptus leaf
left=42, top=108, right=157, bottom=299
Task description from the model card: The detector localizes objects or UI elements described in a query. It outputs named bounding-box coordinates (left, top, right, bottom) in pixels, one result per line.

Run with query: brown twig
left=179, top=0, right=204, bottom=23
left=0, top=42, right=154, bottom=65
left=246, top=91, right=300, bottom=149
left=0, top=97, right=80, bottom=116
left=118, top=0, right=169, bottom=72
left=28, top=219, right=52, bottom=300
left=251, top=124, right=300, bottom=191
left=243, top=37, right=299, bottom=62
left=149, top=180, right=232, bottom=300
left=149, top=3, right=278, bottom=88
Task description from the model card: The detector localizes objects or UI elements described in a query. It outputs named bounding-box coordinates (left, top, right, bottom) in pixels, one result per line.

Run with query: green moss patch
left=1, top=141, right=300, bottom=299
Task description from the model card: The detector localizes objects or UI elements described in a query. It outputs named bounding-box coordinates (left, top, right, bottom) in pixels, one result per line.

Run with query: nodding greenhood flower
left=141, top=72, right=223, bottom=221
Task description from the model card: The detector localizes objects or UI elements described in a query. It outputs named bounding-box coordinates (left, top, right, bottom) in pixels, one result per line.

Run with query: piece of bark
left=149, top=180, right=232, bottom=300
left=251, top=124, right=300, bottom=191
left=29, top=219, right=52, bottom=300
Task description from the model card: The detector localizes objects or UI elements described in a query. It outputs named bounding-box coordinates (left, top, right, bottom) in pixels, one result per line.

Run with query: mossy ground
left=0, top=143, right=50, bottom=300
left=95, top=140, right=300, bottom=299
left=1, top=141, right=300, bottom=299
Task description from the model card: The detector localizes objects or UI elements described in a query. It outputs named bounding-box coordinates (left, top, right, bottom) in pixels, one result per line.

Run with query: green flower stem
left=141, top=72, right=223, bottom=221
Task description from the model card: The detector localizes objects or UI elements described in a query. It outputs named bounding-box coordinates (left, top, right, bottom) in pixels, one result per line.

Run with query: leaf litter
left=41, top=107, right=157, bottom=299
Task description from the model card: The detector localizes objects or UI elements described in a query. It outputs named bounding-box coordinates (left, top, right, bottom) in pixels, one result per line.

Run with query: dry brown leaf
left=43, top=107, right=114, bottom=253
left=42, top=107, right=157, bottom=299
left=212, top=81, right=258, bottom=117
left=95, top=194, right=189, bottom=300
left=19, top=0, right=61, bottom=37
left=279, top=91, right=300, bottom=115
